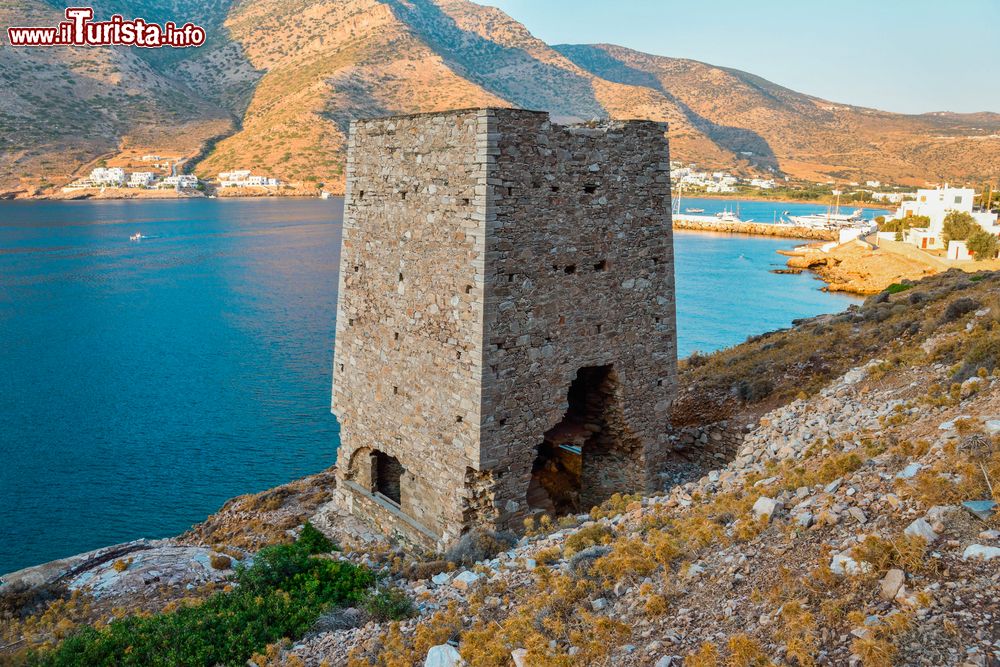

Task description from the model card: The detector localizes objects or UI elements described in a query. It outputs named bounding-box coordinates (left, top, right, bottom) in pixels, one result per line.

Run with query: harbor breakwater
left=673, top=218, right=837, bottom=241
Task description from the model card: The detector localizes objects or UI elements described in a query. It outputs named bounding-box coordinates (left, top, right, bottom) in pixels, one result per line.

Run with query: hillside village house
left=159, top=175, right=199, bottom=189
left=892, top=186, right=1000, bottom=259
left=127, top=172, right=156, bottom=188
left=218, top=171, right=281, bottom=188
left=89, top=167, right=126, bottom=187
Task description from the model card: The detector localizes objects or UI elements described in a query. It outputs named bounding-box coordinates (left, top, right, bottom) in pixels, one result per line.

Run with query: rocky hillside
left=0, top=0, right=234, bottom=197
left=1, top=0, right=997, bottom=196
left=4, top=269, right=1000, bottom=666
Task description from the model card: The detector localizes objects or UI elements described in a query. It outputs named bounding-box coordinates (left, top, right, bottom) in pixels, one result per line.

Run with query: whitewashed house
left=127, top=172, right=156, bottom=188
left=159, top=175, right=199, bottom=189
left=218, top=171, right=280, bottom=188
left=891, top=186, right=999, bottom=254
left=89, top=167, right=126, bottom=187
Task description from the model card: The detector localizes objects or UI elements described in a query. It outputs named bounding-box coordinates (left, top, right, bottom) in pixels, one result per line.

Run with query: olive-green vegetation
left=966, top=229, right=999, bottom=262
left=878, top=214, right=929, bottom=241
left=942, top=211, right=979, bottom=245
left=31, top=524, right=374, bottom=667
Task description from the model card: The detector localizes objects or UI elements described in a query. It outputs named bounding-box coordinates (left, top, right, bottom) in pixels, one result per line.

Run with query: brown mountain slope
left=1, top=0, right=995, bottom=194
left=190, top=0, right=509, bottom=188
left=0, top=0, right=233, bottom=195
left=555, top=43, right=1000, bottom=184
left=190, top=0, right=731, bottom=189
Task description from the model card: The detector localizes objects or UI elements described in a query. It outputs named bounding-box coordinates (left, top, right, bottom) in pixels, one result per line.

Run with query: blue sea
left=0, top=197, right=861, bottom=574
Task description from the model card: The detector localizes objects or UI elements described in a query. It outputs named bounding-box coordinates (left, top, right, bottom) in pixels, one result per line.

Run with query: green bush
left=942, top=211, right=978, bottom=245
left=297, top=521, right=336, bottom=555
left=885, top=283, right=914, bottom=294
left=362, top=587, right=416, bottom=622
left=966, top=230, right=999, bottom=261
left=33, top=532, right=371, bottom=666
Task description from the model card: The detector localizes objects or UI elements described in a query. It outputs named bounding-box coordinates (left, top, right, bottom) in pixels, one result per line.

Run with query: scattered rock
left=880, top=569, right=905, bottom=601
left=451, top=571, right=481, bottom=591
left=904, top=518, right=938, bottom=543
left=425, top=645, right=465, bottom=667
left=752, top=496, right=782, bottom=521
left=962, top=545, right=1000, bottom=561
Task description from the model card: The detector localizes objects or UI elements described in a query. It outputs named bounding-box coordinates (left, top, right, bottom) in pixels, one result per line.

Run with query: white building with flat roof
left=218, top=170, right=280, bottom=188
left=89, top=167, right=126, bottom=187
left=893, top=186, right=999, bottom=252
left=160, top=174, right=198, bottom=189
left=127, top=172, right=155, bottom=188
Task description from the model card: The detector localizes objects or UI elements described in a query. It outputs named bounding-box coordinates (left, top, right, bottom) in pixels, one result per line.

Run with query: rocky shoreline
left=673, top=219, right=837, bottom=241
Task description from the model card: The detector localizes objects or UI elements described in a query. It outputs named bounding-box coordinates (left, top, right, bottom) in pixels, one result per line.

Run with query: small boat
left=129, top=233, right=144, bottom=242
left=320, top=191, right=332, bottom=200
left=685, top=207, right=705, bottom=213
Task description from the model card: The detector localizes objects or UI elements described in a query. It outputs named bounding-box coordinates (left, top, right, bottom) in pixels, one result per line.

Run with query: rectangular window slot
left=657, top=379, right=664, bottom=387
left=339, top=364, right=345, bottom=372
left=551, top=186, right=560, bottom=192
left=400, top=191, right=406, bottom=200
left=596, top=324, right=603, bottom=334
left=348, top=319, right=354, bottom=326
left=457, top=351, right=462, bottom=359
left=462, top=198, right=470, bottom=206
left=398, top=272, right=404, bottom=282
left=456, top=415, right=463, bottom=423
left=393, top=386, right=399, bottom=395
left=394, top=332, right=399, bottom=341
left=584, top=185, right=597, bottom=194
left=594, top=260, right=607, bottom=271
left=465, top=285, right=473, bottom=294
left=564, top=265, right=576, bottom=275
left=506, top=187, right=513, bottom=196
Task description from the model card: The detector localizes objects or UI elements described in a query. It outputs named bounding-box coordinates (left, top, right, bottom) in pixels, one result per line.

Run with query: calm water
left=0, top=198, right=860, bottom=574
left=676, top=196, right=890, bottom=224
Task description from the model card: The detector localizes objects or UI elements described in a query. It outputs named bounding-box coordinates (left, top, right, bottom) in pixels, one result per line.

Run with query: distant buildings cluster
left=218, top=170, right=281, bottom=188
left=63, top=167, right=199, bottom=192
left=62, top=167, right=281, bottom=192
left=669, top=163, right=777, bottom=193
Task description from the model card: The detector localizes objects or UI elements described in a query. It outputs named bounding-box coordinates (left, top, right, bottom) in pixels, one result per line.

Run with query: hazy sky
left=484, top=0, right=999, bottom=115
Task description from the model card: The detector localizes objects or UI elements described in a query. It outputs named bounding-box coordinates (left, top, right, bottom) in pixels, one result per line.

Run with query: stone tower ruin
left=331, top=108, right=677, bottom=549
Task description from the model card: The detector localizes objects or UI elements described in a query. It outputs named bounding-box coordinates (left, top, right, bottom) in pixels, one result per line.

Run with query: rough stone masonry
left=331, top=108, right=677, bottom=550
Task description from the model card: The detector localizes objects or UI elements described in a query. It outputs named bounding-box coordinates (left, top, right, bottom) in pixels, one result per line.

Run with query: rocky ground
left=4, top=270, right=1000, bottom=667
left=274, top=356, right=1000, bottom=667
left=783, top=239, right=1000, bottom=295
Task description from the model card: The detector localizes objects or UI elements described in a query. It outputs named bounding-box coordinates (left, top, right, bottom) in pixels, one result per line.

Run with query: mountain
left=0, top=0, right=234, bottom=195
left=1, top=0, right=997, bottom=195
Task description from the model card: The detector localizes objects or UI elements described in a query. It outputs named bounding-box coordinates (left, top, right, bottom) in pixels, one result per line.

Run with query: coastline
left=672, top=218, right=837, bottom=241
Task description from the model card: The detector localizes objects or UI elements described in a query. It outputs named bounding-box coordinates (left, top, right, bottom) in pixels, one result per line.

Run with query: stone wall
left=332, top=108, right=677, bottom=549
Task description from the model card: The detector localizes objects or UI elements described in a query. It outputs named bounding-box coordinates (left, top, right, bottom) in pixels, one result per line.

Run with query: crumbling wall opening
left=374, top=451, right=404, bottom=506
left=527, top=365, right=642, bottom=516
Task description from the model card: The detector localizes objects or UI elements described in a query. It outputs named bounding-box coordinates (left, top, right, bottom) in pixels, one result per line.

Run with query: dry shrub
left=726, top=633, right=773, bottom=667
left=445, top=528, right=517, bottom=566
left=209, top=553, right=233, bottom=570
left=851, top=534, right=927, bottom=575
left=563, top=524, right=613, bottom=556
left=686, top=641, right=721, bottom=667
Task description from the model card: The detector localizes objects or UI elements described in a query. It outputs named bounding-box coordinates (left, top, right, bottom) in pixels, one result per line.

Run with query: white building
left=892, top=186, right=999, bottom=253
left=218, top=170, right=280, bottom=188
left=872, top=192, right=915, bottom=204
left=89, top=167, right=126, bottom=187
left=749, top=178, right=776, bottom=190
left=160, top=174, right=199, bottom=189
left=127, top=172, right=156, bottom=188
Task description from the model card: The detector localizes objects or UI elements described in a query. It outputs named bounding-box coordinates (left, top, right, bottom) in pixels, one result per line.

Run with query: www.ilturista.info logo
left=6, top=7, right=205, bottom=47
